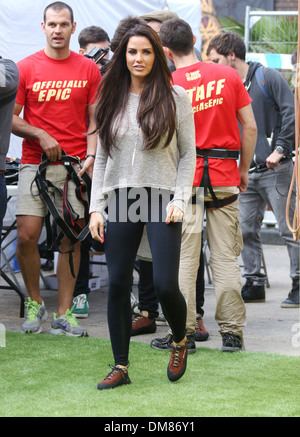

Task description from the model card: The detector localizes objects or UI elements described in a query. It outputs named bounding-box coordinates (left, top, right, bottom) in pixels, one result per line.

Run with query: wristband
left=85, top=154, right=96, bottom=160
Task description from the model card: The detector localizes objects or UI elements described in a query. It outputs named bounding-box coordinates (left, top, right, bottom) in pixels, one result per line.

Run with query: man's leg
left=16, top=215, right=44, bottom=303
left=194, top=234, right=209, bottom=341
left=56, top=235, right=82, bottom=317
left=15, top=164, right=48, bottom=303
left=264, top=161, right=300, bottom=307
left=239, top=175, right=268, bottom=301
left=17, top=215, right=49, bottom=334
left=131, top=259, right=158, bottom=337
left=136, top=259, right=158, bottom=318
left=71, top=236, right=92, bottom=319
left=239, top=175, right=267, bottom=278
left=49, top=164, right=88, bottom=326
left=179, top=191, right=204, bottom=337
left=206, top=187, right=246, bottom=347
left=266, top=162, right=299, bottom=281
left=50, top=219, right=88, bottom=337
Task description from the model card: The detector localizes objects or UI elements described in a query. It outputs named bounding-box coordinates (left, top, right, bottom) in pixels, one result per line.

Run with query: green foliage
left=0, top=332, right=299, bottom=417
left=219, top=15, right=245, bottom=37
left=219, top=11, right=298, bottom=54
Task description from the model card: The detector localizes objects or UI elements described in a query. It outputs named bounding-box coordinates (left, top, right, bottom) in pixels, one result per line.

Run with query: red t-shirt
left=172, top=62, right=252, bottom=186
left=16, top=50, right=101, bottom=164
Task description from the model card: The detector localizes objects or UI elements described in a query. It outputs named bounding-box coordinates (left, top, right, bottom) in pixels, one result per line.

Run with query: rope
left=285, top=2, right=300, bottom=241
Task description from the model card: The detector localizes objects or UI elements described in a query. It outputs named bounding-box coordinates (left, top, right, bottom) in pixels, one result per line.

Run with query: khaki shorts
left=16, top=163, right=87, bottom=218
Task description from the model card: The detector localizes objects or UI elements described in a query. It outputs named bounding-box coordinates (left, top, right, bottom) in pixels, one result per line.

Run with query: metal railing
left=244, top=7, right=298, bottom=87
left=244, top=7, right=298, bottom=71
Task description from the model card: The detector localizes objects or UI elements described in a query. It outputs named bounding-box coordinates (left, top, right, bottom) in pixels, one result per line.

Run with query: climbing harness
left=196, top=148, right=239, bottom=209
left=33, top=151, right=91, bottom=277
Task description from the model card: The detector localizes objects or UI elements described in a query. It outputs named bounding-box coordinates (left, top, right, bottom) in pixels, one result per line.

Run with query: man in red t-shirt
left=12, top=2, right=101, bottom=336
left=156, top=19, right=257, bottom=351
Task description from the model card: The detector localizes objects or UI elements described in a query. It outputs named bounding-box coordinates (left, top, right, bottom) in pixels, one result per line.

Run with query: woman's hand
left=166, top=206, right=184, bottom=224
left=89, top=212, right=105, bottom=243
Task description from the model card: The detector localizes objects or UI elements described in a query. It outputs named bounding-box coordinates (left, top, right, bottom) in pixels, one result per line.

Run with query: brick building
left=275, top=0, right=298, bottom=10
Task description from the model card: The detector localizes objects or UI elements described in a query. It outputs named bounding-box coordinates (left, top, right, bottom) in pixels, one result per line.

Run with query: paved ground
left=0, top=244, right=299, bottom=356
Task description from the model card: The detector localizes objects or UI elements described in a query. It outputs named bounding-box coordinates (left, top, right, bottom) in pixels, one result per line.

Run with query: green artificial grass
left=0, top=332, right=299, bottom=417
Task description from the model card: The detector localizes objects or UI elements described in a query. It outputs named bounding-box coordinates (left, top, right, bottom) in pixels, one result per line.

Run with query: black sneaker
left=221, top=332, right=243, bottom=352
left=150, top=333, right=173, bottom=351
left=150, top=333, right=196, bottom=354
left=186, top=334, right=196, bottom=354
left=281, top=279, right=299, bottom=308
left=241, top=278, right=265, bottom=302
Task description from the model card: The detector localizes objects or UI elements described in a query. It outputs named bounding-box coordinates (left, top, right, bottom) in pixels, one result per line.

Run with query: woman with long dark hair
left=89, top=24, right=196, bottom=390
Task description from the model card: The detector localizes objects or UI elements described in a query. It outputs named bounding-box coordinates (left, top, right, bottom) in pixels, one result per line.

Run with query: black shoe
left=221, top=332, right=243, bottom=352
left=41, top=259, right=54, bottom=271
left=150, top=334, right=173, bottom=351
left=281, top=279, right=299, bottom=308
left=241, top=278, right=265, bottom=302
left=150, top=333, right=173, bottom=351
left=186, top=334, right=196, bottom=354
left=151, top=333, right=196, bottom=354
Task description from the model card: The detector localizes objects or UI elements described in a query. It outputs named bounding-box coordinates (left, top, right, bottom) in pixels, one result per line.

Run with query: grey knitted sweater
left=90, top=85, right=196, bottom=216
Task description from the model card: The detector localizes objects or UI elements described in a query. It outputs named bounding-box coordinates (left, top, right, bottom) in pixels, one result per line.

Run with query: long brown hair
left=93, top=24, right=176, bottom=157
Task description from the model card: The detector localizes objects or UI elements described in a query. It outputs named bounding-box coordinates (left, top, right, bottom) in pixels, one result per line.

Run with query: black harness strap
left=33, top=151, right=91, bottom=277
left=197, top=148, right=240, bottom=160
left=204, top=194, right=238, bottom=210
left=196, top=148, right=239, bottom=209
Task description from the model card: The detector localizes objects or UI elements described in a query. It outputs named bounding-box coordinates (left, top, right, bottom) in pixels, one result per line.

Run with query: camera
left=84, top=46, right=109, bottom=74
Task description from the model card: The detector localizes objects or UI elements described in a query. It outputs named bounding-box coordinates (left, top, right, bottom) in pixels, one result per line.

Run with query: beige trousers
left=179, top=186, right=246, bottom=339
left=179, top=187, right=204, bottom=335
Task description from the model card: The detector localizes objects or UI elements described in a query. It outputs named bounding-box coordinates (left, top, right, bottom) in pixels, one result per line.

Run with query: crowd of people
left=0, top=1, right=298, bottom=391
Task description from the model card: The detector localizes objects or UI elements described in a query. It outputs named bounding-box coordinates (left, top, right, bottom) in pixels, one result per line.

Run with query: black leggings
left=105, top=189, right=187, bottom=366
